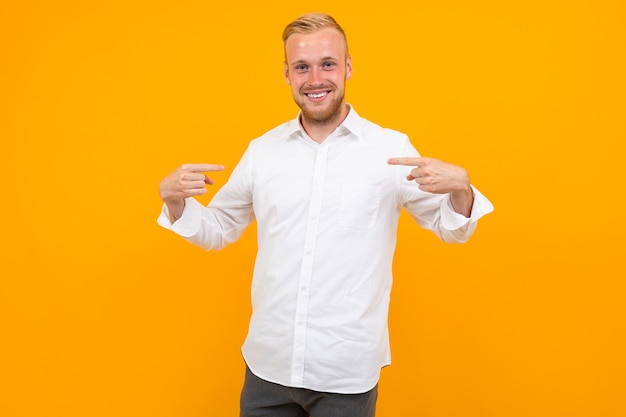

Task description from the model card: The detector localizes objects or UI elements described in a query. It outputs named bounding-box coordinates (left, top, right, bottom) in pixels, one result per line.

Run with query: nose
left=309, top=66, right=323, bottom=85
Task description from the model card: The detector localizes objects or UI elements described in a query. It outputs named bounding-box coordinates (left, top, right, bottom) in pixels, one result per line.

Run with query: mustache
left=301, top=84, right=334, bottom=93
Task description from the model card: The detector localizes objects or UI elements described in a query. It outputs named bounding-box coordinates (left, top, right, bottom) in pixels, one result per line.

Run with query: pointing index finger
left=387, top=157, right=421, bottom=166
left=182, top=163, right=225, bottom=172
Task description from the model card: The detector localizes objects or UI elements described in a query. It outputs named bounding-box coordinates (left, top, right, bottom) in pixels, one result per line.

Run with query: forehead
left=284, top=27, right=347, bottom=64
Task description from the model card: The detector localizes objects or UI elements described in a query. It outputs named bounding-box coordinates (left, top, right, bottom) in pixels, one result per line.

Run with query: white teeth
left=307, top=92, right=327, bottom=98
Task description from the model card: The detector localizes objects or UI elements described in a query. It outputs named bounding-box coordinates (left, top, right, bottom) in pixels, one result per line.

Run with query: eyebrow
left=290, top=56, right=339, bottom=66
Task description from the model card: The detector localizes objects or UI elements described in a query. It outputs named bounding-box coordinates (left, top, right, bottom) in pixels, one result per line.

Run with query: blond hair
left=282, top=12, right=348, bottom=54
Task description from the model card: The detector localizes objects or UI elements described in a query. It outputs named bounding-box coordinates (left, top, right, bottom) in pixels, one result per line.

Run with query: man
left=158, top=12, right=493, bottom=417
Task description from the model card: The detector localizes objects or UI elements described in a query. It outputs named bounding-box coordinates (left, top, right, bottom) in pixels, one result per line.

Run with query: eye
left=295, top=64, right=308, bottom=72
left=322, top=62, right=336, bottom=70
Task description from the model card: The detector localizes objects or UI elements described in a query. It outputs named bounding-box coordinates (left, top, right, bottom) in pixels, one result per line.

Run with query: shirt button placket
left=290, top=146, right=327, bottom=386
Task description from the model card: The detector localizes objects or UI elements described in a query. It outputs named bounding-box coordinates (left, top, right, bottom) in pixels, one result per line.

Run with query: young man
left=158, top=12, right=493, bottom=417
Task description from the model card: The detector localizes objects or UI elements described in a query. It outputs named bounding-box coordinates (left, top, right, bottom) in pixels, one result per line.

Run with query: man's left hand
left=387, top=156, right=474, bottom=217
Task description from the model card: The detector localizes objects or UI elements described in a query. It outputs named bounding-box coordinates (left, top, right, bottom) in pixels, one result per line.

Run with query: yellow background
left=1, top=0, right=624, bottom=416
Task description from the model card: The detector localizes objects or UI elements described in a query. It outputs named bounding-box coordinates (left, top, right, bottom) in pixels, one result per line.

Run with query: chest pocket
left=338, top=183, right=382, bottom=229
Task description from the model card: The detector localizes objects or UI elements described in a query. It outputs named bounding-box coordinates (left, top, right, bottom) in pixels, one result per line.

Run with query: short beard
left=298, top=92, right=346, bottom=128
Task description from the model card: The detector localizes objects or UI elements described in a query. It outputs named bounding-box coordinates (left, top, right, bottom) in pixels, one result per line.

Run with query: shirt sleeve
left=156, top=145, right=256, bottom=250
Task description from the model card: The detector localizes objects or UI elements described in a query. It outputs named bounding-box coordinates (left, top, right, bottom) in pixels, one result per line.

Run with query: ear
left=346, top=55, right=352, bottom=80
left=284, top=62, right=290, bottom=85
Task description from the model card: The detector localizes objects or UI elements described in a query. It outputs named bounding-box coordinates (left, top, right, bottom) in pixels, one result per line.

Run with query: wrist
left=450, top=186, right=473, bottom=217
left=166, top=199, right=186, bottom=222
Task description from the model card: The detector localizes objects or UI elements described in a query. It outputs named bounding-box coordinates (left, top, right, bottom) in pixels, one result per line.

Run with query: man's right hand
left=159, top=163, right=225, bottom=221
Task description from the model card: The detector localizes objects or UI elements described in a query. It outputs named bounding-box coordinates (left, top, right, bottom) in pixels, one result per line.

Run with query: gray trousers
left=240, top=366, right=378, bottom=417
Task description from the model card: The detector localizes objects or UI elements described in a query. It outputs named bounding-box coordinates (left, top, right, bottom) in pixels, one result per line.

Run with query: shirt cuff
left=440, top=185, right=494, bottom=230
left=156, top=197, right=204, bottom=238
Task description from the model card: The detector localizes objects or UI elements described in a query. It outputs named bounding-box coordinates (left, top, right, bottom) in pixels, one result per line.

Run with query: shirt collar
left=339, top=105, right=363, bottom=138
left=283, top=104, right=363, bottom=141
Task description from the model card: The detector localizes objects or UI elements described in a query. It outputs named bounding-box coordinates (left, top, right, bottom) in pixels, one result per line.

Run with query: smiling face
left=284, top=27, right=352, bottom=130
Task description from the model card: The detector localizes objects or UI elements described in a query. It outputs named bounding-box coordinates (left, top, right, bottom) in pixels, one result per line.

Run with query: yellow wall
left=1, top=1, right=624, bottom=416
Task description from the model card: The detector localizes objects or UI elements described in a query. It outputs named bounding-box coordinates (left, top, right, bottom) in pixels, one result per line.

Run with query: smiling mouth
left=305, top=91, right=330, bottom=99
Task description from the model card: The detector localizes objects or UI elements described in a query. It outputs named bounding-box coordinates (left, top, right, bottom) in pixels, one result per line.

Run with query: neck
left=301, top=104, right=350, bottom=144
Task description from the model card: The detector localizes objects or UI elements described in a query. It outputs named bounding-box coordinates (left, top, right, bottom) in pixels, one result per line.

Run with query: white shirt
left=158, top=107, right=494, bottom=394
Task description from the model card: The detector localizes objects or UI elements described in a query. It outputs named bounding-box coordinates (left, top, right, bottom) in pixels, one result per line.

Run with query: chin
left=301, top=102, right=343, bottom=124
